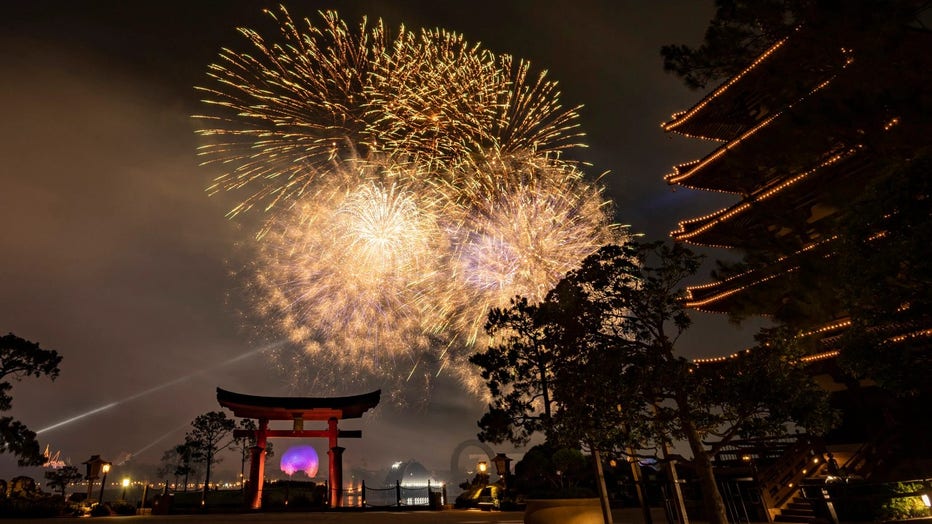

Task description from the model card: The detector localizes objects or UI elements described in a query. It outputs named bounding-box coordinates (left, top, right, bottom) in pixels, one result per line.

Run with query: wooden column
left=247, top=419, right=269, bottom=510
left=329, top=446, right=345, bottom=508
left=327, top=417, right=341, bottom=507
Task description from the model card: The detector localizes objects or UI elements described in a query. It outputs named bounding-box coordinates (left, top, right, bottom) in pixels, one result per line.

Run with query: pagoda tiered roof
left=672, top=150, right=872, bottom=248
left=662, top=27, right=851, bottom=142
left=682, top=237, right=836, bottom=313
left=666, top=28, right=930, bottom=195
left=665, top=70, right=857, bottom=194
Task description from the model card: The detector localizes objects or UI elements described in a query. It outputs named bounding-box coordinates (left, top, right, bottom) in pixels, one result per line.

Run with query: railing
left=755, top=436, right=824, bottom=519
left=715, top=436, right=800, bottom=466
left=340, top=480, right=445, bottom=509
left=839, top=431, right=898, bottom=480
left=800, top=477, right=932, bottom=523
left=712, top=434, right=827, bottom=521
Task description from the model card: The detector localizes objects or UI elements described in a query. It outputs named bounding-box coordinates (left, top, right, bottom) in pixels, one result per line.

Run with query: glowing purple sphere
left=280, top=445, right=319, bottom=477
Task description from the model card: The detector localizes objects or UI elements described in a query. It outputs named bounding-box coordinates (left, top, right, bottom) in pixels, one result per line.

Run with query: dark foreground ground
left=0, top=507, right=674, bottom=524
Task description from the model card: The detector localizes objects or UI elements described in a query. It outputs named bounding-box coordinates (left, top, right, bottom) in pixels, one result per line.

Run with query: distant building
left=384, top=460, right=434, bottom=488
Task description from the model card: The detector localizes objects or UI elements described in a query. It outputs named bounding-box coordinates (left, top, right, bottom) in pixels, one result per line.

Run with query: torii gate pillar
left=328, top=445, right=345, bottom=507
left=246, top=418, right=269, bottom=510
left=327, top=417, right=344, bottom=507
left=217, top=388, right=381, bottom=511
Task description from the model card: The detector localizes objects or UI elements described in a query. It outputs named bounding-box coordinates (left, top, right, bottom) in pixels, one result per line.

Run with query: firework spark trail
left=197, top=7, right=624, bottom=401
left=443, top=152, right=620, bottom=346
left=248, top=153, right=622, bottom=399
left=196, top=9, right=387, bottom=217
left=195, top=6, right=584, bottom=216
left=252, top=158, right=452, bottom=387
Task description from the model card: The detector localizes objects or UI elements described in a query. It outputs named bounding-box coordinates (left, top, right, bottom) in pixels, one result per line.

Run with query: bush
left=827, top=481, right=932, bottom=521
left=878, top=482, right=929, bottom=521
left=62, top=501, right=87, bottom=517
left=512, top=443, right=597, bottom=500
left=109, top=499, right=137, bottom=515
left=0, top=497, right=64, bottom=518
left=89, top=503, right=111, bottom=517
left=0, top=476, right=75, bottom=517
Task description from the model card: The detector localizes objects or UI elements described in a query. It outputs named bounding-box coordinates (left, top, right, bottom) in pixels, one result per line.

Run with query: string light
left=671, top=149, right=855, bottom=245
left=888, top=329, right=932, bottom=344
left=685, top=268, right=793, bottom=311
left=696, top=328, right=932, bottom=368
left=662, top=33, right=794, bottom=134
left=685, top=236, right=835, bottom=295
left=693, top=349, right=753, bottom=365
left=799, top=319, right=852, bottom=338
left=799, top=351, right=840, bottom=363
left=666, top=76, right=847, bottom=189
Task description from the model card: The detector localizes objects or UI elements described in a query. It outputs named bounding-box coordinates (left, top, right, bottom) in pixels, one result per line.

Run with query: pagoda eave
left=664, top=28, right=851, bottom=141
left=672, top=151, right=870, bottom=248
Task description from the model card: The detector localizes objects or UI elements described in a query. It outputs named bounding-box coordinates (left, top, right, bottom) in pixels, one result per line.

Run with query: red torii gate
left=216, top=387, right=381, bottom=509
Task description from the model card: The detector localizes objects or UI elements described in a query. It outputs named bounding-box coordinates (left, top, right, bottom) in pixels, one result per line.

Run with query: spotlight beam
left=129, top=422, right=191, bottom=459
left=36, top=341, right=284, bottom=435
left=35, top=403, right=118, bottom=434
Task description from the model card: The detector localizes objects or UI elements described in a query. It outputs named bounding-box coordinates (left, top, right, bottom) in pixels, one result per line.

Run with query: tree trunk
left=537, top=355, right=552, bottom=421
left=240, top=451, right=247, bottom=492
left=202, top=451, right=212, bottom=506
left=592, top=448, right=614, bottom=524
left=681, top=420, right=728, bottom=524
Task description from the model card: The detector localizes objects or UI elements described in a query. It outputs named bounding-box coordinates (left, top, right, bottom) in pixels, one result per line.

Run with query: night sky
left=1, top=1, right=764, bottom=483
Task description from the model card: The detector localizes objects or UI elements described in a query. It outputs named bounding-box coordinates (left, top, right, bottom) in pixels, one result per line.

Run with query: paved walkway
left=2, top=507, right=674, bottom=524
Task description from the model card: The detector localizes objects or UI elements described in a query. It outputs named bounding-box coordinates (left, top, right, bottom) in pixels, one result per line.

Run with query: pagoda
left=664, top=8, right=931, bottom=367
left=662, top=3, right=931, bottom=516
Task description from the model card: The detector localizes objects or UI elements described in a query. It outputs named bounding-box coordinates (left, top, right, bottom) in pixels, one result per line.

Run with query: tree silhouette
left=0, top=333, right=62, bottom=465
left=475, top=242, right=835, bottom=524
left=546, top=242, right=834, bottom=524
left=159, top=441, right=202, bottom=491
left=470, top=297, right=561, bottom=446
left=44, top=465, right=82, bottom=498
left=230, top=418, right=273, bottom=490
left=186, top=411, right=235, bottom=506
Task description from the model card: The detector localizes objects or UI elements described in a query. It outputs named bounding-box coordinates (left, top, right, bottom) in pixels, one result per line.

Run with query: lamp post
left=122, top=478, right=130, bottom=501
left=492, top=453, right=511, bottom=489
left=98, top=463, right=111, bottom=504
left=477, top=461, right=489, bottom=487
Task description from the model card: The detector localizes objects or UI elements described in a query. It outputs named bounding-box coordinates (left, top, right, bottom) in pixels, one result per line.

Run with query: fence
left=344, top=480, right=446, bottom=509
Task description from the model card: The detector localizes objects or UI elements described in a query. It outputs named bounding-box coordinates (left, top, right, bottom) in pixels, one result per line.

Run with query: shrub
left=109, top=499, right=137, bottom=516
left=0, top=498, right=63, bottom=518
left=89, top=503, right=111, bottom=517
left=878, top=482, right=929, bottom=521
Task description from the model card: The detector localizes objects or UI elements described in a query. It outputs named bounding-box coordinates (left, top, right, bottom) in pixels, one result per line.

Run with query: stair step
left=788, top=502, right=814, bottom=510
left=782, top=508, right=816, bottom=517
left=775, top=516, right=814, bottom=523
